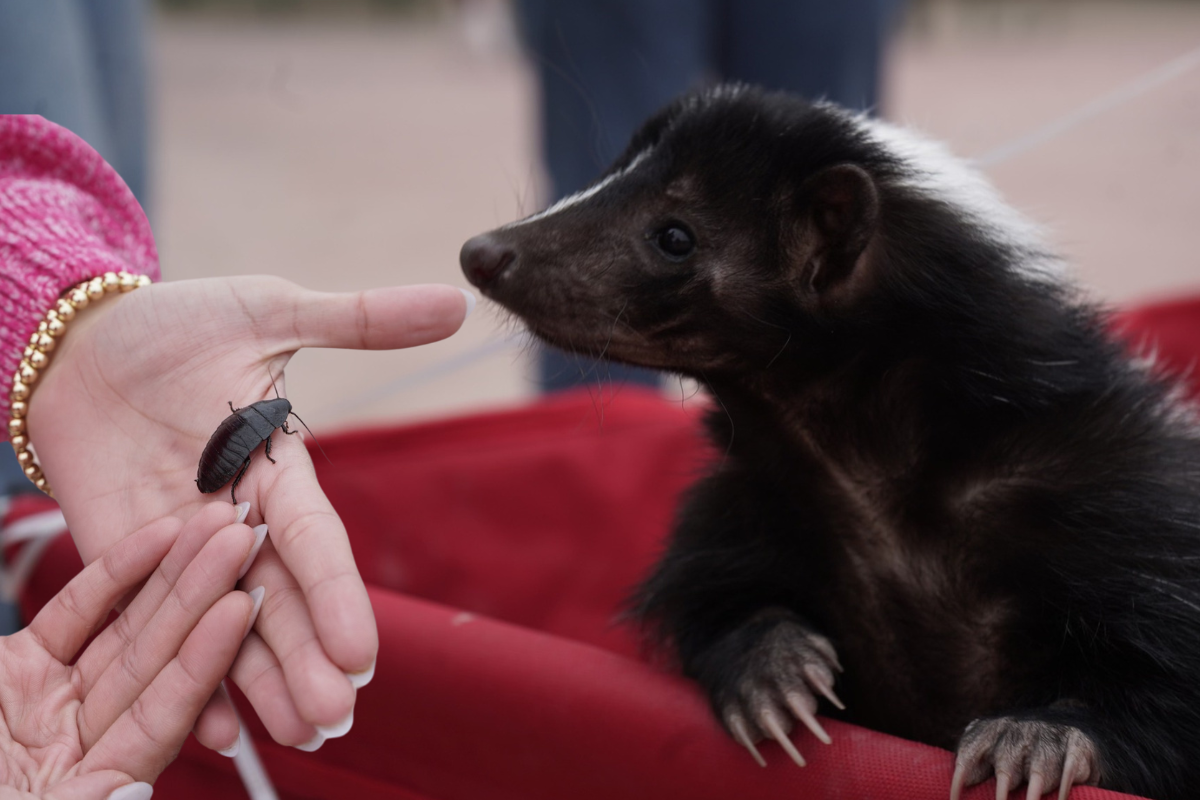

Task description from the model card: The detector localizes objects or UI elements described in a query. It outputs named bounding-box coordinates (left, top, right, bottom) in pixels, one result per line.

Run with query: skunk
left=460, top=85, right=1200, bottom=800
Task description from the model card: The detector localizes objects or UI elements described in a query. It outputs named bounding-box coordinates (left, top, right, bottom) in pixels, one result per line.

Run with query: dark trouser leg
left=715, top=0, right=900, bottom=112
left=0, top=0, right=150, bottom=203
left=515, top=0, right=713, bottom=392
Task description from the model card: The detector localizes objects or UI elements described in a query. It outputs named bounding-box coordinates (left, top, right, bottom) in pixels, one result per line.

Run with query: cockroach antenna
left=268, top=370, right=333, bottom=466
left=288, top=410, right=333, bottom=466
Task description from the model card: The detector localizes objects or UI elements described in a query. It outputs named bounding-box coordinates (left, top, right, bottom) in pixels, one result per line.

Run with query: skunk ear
left=794, top=164, right=880, bottom=296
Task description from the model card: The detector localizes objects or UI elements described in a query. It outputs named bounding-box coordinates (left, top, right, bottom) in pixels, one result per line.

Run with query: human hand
left=0, top=502, right=262, bottom=800
left=23, top=276, right=472, bottom=750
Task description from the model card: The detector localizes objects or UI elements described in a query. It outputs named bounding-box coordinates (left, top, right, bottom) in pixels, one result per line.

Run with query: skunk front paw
left=951, top=715, right=1101, bottom=800
left=717, top=613, right=844, bottom=768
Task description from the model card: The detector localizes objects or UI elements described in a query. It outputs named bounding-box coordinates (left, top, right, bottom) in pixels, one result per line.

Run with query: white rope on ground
left=322, top=40, right=1200, bottom=410
left=976, top=42, right=1200, bottom=168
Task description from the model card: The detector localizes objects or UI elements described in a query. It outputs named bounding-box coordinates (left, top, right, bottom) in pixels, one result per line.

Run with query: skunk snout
left=460, top=233, right=516, bottom=289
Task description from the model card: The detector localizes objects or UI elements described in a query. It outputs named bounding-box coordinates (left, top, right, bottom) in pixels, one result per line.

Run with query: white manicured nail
left=459, top=288, right=477, bottom=319
left=346, top=659, right=375, bottom=689
left=243, top=587, right=265, bottom=638
left=294, top=732, right=325, bottom=752
left=234, top=501, right=251, bottom=525
left=315, top=709, right=353, bottom=739
left=217, top=732, right=241, bottom=758
left=107, top=783, right=153, bottom=800
left=238, top=524, right=268, bottom=579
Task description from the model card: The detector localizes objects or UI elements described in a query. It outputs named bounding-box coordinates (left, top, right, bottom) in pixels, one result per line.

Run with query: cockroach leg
left=229, top=456, right=252, bottom=504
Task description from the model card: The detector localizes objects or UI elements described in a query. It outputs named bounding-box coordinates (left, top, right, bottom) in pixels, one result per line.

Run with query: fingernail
left=234, top=501, right=251, bottom=525
left=218, top=732, right=241, bottom=758
left=243, top=586, right=266, bottom=638
left=459, top=288, right=477, bottom=319
left=107, top=783, right=153, bottom=800
left=294, top=732, right=325, bottom=752
left=346, top=659, right=375, bottom=689
left=315, top=708, right=353, bottom=740
left=238, top=524, right=268, bottom=579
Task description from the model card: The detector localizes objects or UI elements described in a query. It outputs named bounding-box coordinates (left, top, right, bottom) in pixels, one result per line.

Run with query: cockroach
left=195, top=376, right=322, bottom=503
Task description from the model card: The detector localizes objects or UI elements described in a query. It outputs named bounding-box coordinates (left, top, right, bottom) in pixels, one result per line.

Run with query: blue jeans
left=0, top=0, right=150, bottom=205
left=517, top=0, right=900, bottom=392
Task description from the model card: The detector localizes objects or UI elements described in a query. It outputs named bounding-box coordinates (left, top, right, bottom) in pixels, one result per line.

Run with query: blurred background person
left=514, top=0, right=903, bottom=392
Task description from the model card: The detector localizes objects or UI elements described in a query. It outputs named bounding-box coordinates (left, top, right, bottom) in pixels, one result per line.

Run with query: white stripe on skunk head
left=504, top=147, right=654, bottom=230
left=834, top=107, right=1068, bottom=285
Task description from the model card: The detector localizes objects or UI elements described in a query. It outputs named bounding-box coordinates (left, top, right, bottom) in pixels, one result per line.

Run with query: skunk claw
left=785, top=691, right=832, bottom=745
left=804, top=663, right=846, bottom=710
left=950, top=761, right=968, bottom=800
left=995, top=770, right=1011, bottom=800
left=759, top=705, right=807, bottom=767
left=727, top=712, right=767, bottom=767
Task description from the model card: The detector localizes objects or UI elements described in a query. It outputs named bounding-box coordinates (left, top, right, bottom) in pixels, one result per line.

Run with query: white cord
left=233, top=717, right=279, bottom=800
left=2, top=508, right=67, bottom=546
left=0, top=507, right=67, bottom=603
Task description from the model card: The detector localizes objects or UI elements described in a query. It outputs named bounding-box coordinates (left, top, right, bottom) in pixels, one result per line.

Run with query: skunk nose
left=460, top=234, right=516, bottom=288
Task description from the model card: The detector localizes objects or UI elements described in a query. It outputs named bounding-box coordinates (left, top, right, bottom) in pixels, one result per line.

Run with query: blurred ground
left=152, top=0, right=1200, bottom=430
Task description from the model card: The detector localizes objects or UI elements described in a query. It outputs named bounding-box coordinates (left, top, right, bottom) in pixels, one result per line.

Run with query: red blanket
left=26, top=297, right=1200, bottom=800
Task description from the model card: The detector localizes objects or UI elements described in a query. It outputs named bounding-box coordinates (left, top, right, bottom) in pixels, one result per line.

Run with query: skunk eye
left=653, top=225, right=696, bottom=259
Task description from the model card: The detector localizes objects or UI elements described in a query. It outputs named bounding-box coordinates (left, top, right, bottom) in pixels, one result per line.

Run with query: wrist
left=8, top=272, right=151, bottom=495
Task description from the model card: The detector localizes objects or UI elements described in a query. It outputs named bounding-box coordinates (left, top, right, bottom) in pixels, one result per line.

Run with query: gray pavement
left=152, top=2, right=1200, bottom=429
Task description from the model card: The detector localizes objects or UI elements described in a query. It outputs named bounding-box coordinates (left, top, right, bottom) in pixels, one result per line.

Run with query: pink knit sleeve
left=0, top=114, right=160, bottom=405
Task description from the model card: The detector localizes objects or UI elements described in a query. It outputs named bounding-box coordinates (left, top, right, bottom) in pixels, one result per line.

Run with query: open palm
left=24, top=275, right=470, bottom=748
left=0, top=503, right=260, bottom=799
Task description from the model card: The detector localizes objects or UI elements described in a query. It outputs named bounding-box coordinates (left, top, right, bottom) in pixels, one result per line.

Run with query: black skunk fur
left=460, top=85, right=1200, bottom=800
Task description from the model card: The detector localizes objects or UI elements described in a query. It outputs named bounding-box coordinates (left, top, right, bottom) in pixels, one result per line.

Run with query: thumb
left=288, top=284, right=473, bottom=351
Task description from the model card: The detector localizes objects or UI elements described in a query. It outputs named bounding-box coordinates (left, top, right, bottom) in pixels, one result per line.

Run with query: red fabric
left=1113, top=296, right=1200, bottom=405
left=24, top=295, right=1200, bottom=800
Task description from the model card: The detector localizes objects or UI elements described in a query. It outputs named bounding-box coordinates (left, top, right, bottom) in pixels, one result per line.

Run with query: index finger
left=253, top=432, right=377, bottom=677
left=81, top=589, right=257, bottom=783
left=75, top=501, right=242, bottom=693
left=25, top=517, right=180, bottom=665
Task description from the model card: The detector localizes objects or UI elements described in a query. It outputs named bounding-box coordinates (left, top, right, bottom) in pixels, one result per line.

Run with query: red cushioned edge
left=282, top=586, right=1135, bottom=800
left=174, top=582, right=1139, bottom=800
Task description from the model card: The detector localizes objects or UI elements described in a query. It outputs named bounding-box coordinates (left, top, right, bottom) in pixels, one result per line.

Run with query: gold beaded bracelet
left=7, top=270, right=152, bottom=497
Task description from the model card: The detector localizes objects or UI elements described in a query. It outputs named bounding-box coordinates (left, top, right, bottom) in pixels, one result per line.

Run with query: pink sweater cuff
left=0, top=115, right=159, bottom=411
